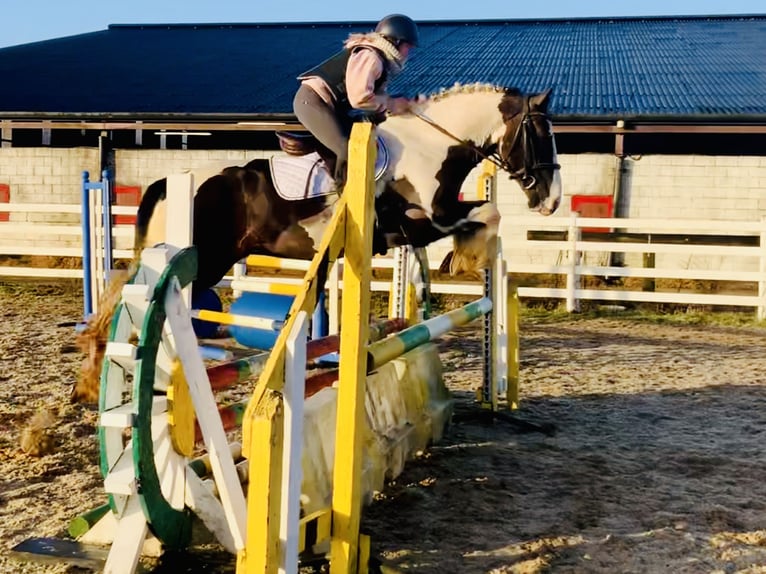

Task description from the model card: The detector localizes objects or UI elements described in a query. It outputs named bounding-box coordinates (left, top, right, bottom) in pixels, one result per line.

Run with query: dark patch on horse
left=374, top=144, right=491, bottom=253
left=238, top=159, right=336, bottom=259
left=431, top=143, right=487, bottom=228
left=498, top=87, right=524, bottom=121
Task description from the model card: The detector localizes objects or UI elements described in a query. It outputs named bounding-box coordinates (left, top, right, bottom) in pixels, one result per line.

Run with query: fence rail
left=2, top=204, right=765, bottom=318
left=0, top=203, right=137, bottom=279
left=505, top=214, right=766, bottom=318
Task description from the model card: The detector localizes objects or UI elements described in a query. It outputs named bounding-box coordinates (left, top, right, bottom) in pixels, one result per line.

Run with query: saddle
left=276, top=131, right=390, bottom=183
left=277, top=131, right=328, bottom=157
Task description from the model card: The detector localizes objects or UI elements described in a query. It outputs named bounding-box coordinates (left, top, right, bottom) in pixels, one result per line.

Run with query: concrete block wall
left=0, top=148, right=100, bottom=254
left=0, top=147, right=99, bottom=222
left=626, top=155, right=766, bottom=221
left=1, top=147, right=765, bottom=274
left=114, top=149, right=271, bottom=189
left=493, top=153, right=766, bottom=273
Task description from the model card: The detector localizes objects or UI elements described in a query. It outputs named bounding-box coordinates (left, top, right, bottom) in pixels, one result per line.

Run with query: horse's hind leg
left=434, top=201, right=501, bottom=278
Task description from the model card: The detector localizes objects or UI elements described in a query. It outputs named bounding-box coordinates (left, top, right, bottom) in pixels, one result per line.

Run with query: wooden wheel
left=98, top=248, right=198, bottom=549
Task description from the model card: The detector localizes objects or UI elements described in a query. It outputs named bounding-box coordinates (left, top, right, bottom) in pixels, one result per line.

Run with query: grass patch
left=522, top=300, right=766, bottom=329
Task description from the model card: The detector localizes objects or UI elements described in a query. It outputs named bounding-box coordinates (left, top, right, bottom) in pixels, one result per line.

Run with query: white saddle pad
left=270, top=137, right=390, bottom=201
left=270, top=153, right=334, bottom=200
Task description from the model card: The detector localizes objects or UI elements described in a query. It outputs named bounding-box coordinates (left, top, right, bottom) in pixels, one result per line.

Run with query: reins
left=410, top=97, right=560, bottom=188
left=411, top=110, right=513, bottom=173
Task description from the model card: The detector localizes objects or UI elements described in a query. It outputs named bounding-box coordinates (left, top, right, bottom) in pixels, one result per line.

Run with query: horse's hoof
left=438, top=251, right=453, bottom=274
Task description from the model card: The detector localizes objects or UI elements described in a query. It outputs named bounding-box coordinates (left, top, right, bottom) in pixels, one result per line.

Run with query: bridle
left=411, top=95, right=560, bottom=190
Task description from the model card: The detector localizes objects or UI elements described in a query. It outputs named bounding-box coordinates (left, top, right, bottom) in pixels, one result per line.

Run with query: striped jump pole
left=204, top=317, right=407, bottom=392
left=191, top=308, right=284, bottom=331
left=200, top=317, right=412, bottom=439
left=366, top=297, right=493, bottom=371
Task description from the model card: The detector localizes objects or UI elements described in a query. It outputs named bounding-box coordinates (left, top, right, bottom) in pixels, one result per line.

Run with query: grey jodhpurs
left=293, top=84, right=351, bottom=182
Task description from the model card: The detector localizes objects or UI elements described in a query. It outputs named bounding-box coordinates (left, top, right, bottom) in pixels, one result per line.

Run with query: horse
left=72, top=83, right=561, bottom=403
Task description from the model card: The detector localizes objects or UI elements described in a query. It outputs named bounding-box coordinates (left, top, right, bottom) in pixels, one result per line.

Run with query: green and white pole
left=366, top=297, right=493, bottom=371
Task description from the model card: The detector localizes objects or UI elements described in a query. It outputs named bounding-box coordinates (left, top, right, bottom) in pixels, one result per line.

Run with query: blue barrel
left=229, top=292, right=294, bottom=350
left=191, top=288, right=222, bottom=339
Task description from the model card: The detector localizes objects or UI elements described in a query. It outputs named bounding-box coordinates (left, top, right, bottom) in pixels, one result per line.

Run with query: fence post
left=566, top=213, right=581, bottom=312
left=80, top=172, right=93, bottom=319
left=101, top=169, right=114, bottom=276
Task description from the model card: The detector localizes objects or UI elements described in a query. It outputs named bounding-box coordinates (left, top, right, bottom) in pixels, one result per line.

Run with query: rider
left=293, top=14, right=420, bottom=187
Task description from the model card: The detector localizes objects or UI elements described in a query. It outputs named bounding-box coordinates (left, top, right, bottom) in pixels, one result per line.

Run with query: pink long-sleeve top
left=345, top=48, right=388, bottom=112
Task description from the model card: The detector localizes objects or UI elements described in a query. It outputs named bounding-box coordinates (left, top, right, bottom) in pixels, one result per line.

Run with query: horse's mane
left=422, top=82, right=522, bottom=103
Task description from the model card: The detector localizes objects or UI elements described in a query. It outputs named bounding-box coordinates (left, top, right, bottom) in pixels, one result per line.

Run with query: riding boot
left=333, top=160, right=348, bottom=194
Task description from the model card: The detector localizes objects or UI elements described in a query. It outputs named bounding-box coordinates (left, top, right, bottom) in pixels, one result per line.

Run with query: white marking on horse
left=379, top=86, right=508, bottom=218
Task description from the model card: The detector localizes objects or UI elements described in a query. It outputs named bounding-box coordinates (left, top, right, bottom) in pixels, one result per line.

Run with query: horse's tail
left=135, top=177, right=167, bottom=253
left=72, top=262, right=137, bottom=404
left=71, top=179, right=165, bottom=404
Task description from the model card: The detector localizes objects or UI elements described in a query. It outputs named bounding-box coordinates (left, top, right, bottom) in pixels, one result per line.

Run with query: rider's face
left=398, top=42, right=413, bottom=60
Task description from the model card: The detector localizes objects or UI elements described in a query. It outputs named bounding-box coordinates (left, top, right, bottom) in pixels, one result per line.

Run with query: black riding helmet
left=375, top=14, right=419, bottom=48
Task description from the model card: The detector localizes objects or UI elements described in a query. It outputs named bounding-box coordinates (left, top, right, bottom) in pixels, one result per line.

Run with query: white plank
left=151, top=413, right=186, bottom=510
left=164, top=277, right=247, bottom=550
left=104, top=342, right=138, bottom=371
left=280, top=311, right=308, bottom=574
left=185, top=467, right=237, bottom=554
left=103, top=444, right=136, bottom=496
left=0, top=266, right=82, bottom=278
left=100, top=389, right=168, bottom=425
left=103, top=495, right=149, bottom=574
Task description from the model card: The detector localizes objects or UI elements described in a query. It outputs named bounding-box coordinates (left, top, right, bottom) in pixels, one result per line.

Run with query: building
left=0, top=15, right=765, bottom=265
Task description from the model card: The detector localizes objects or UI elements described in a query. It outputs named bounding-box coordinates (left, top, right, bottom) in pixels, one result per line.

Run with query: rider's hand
left=386, top=96, right=411, bottom=115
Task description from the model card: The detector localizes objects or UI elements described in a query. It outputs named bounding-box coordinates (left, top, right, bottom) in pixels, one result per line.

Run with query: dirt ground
left=1, top=283, right=766, bottom=573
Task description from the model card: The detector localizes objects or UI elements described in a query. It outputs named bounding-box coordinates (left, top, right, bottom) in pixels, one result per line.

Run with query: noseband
left=412, top=95, right=560, bottom=187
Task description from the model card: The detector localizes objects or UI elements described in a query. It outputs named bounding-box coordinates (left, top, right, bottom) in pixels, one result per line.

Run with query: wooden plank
left=10, top=537, right=108, bottom=570
left=507, top=215, right=766, bottom=233
left=516, top=286, right=762, bottom=307
left=100, top=397, right=167, bottom=428
left=164, top=278, right=247, bottom=549
left=280, top=311, right=308, bottom=574
left=238, top=390, right=284, bottom=574
left=103, top=494, right=149, bottom=574
left=330, top=122, right=376, bottom=574
left=0, top=266, right=82, bottom=278
left=103, top=443, right=137, bottom=496
left=185, top=466, right=237, bottom=554
left=507, top=281, right=520, bottom=410
left=528, top=229, right=760, bottom=246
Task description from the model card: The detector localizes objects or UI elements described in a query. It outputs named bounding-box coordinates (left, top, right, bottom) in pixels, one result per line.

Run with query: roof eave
left=556, top=113, right=766, bottom=125
left=0, top=111, right=298, bottom=122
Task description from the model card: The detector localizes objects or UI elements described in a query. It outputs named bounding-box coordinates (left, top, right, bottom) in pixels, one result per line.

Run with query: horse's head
left=497, top=88, right=562, bottom=216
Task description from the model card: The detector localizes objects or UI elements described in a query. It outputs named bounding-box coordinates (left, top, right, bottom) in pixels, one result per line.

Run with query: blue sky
left=2, top=0, right=762, bottom=49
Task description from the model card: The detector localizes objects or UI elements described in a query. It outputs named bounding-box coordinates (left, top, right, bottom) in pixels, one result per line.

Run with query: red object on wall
left=0, top=184, right=9, bottom=222
left=570, top=194, right=614, bottom=232
left=114, top=185, right=141, bottom=225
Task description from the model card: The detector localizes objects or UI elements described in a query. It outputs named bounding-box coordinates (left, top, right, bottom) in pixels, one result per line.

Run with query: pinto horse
left=72, top=83, right=561, bottom=403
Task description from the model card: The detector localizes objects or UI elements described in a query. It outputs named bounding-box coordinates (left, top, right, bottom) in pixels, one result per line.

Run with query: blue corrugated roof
left=0, top=15, right=764, bottom=119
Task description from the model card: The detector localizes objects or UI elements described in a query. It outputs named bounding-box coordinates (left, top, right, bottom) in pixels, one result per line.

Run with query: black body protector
left=298, top=46, right=389, bottom=117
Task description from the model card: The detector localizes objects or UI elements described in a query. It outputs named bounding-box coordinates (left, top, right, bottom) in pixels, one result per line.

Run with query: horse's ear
left=531, top=88, right=553, bottom=112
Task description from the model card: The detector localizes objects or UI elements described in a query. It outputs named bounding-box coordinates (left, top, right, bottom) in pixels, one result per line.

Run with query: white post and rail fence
left=505, top=214, right=766, bottom=320
left=1, top=199, right=765, bottom=319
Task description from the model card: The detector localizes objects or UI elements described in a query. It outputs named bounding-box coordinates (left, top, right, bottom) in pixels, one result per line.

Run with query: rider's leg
left=293, top=85, right=350, bottom=184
